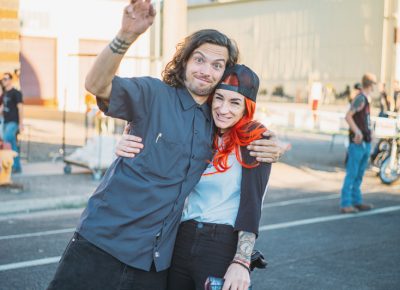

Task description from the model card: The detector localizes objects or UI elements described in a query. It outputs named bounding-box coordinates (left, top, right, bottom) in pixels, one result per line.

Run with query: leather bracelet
left=231, top=260, right=251, bottom=274
left=233, top=257, right=251, bottom=267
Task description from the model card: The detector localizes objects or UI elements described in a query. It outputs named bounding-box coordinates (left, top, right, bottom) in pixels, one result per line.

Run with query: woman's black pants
left=168, top=220, right=238, bottom=290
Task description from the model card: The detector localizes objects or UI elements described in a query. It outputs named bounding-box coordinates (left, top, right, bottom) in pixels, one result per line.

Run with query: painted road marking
left=1, top=205, right=399, bottom=272
left=259, top=205, right=400, bottom=231
left=0, top=191, right=395, bottom=241
left=0, top=257, right=60, bottom=272
left=261, top=189, right=385, bottom=208
left=0, top=228, right=75, bottom=241
left=263, top=194, right=340, bottom=208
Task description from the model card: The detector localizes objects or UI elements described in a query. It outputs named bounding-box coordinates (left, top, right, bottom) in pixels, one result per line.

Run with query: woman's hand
left=222, top=263, right=251, bottom=290
left=115, top=124, right=144, bottom=158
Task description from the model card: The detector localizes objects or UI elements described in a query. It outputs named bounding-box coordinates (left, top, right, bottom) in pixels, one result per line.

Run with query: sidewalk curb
left=0, top=195, right=89, bottom=216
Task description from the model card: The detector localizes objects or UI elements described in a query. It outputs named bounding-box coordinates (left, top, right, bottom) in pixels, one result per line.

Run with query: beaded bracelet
left=231, top=260, right=251, bottom=274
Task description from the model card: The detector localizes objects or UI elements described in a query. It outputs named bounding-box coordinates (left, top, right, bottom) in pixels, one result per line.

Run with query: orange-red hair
left=205, top=75, right=266, bottom=175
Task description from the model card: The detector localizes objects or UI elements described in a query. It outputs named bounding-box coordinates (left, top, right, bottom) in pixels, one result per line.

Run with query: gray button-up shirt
left=77, top=76, right=214, bottom=271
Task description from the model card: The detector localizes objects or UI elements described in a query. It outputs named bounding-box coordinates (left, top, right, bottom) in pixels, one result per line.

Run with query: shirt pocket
left=140, top=135, right=187, bottom=181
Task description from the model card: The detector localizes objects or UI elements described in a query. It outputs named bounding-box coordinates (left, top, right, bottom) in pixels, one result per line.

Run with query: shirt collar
left=199, top=101, right=212, bottom=122
left=177, top=87, right=211, bottom=122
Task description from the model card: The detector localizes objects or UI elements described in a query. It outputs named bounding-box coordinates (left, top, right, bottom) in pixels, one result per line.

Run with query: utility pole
left=381, top=0, right=400, bottom=111
left=162, top=0, right=187, bottom=67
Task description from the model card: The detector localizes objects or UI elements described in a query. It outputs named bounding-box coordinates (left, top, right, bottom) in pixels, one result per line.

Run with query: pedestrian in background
left=340, top=73, right=376, bottom=214
left=1, top=72, right=23, bottom=173
left=394, top=80, right=400, bottom=112
left=378, top=83, right=390, bottom=117
left=348, top=82, right=362, bottom=104
left=0, top=83, right=4, bottom=139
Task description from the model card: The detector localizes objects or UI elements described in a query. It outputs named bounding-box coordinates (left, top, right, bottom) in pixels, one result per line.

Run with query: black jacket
left=234, top=124, right=272, bottom=236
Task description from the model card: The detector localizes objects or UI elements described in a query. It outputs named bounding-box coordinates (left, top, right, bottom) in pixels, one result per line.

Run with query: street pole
left=162, top=0, right=187, bottom=68
left=381, top=0, right=400, bottom=111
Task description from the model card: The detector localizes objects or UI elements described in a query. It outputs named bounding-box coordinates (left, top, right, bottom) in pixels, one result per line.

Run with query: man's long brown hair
left=162, top=29, right=239, bottom=87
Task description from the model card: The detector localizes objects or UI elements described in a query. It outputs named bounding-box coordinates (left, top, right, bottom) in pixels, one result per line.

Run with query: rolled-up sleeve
left=97, top=76, right=159, bottom=122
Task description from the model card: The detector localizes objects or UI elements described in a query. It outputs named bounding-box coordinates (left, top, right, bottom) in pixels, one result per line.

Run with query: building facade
left=0, top=0, right=20, bottom=76
left=1, top=0, right=398, bottom=111
left=16, top=0, right=160, bottom=111
left=188, top=0, right=389, bottom=102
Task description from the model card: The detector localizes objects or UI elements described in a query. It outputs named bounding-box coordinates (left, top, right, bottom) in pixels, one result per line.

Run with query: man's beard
left=185, top=82, right=214, bottom=97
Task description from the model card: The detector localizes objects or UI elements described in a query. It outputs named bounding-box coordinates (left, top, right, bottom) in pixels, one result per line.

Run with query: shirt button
left=194, top=130, right=198, bottom=134
left=154, top=251, right=160, bottom=258
left=191, top=154, right=195, bottom=159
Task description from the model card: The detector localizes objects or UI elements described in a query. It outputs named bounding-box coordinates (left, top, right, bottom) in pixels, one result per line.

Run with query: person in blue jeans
left=1, top=72, right=23, bottom=173
left=340, top=73, right=376, bottom=214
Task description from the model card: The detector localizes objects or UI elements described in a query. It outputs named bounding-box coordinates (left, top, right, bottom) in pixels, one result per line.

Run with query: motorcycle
left=370, top=138, right=391, bottom=173
left=379, top=136, right=400, bottom=184
left=378, top=112, right=400, bottom=184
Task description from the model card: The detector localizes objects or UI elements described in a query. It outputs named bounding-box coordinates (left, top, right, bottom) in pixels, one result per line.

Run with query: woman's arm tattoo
left=109, top=37, right=130, bottom=55
left=234, top=231, right=256, bottom=263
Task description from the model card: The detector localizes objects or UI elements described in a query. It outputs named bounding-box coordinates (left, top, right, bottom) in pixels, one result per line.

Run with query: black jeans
left=168, top=220, right=238, bottom=290
left=47, top=233, right=168, bottom=290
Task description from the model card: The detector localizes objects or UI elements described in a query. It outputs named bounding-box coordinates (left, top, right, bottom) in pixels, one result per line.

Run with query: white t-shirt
left=181, top=153, right=242, bottom=226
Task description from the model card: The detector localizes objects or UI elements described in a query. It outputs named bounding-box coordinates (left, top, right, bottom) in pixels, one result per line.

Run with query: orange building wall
left=0, top=0, right=20, bottom=74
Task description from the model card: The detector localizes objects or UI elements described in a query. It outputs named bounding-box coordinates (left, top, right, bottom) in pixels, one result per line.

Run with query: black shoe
left=340, top=206, right=359, bottom=214
left=354, top=204, right=373, bottom=211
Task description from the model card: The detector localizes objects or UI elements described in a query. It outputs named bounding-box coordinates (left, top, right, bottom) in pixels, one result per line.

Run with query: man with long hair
left=48, top=1, right=281, bottom=289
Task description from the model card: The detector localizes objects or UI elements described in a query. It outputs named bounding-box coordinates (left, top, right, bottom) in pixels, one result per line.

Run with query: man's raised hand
left=120, top=0, right=156, bottom=43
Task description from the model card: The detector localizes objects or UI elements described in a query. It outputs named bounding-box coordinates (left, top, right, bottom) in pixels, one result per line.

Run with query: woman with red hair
left=117, top=64, right=271, bottom=290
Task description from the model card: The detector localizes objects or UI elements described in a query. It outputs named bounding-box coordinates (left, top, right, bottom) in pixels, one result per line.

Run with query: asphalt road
left=1, top=128, right=399, bottom=290
left=0, top=184, right=399, bottom=290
